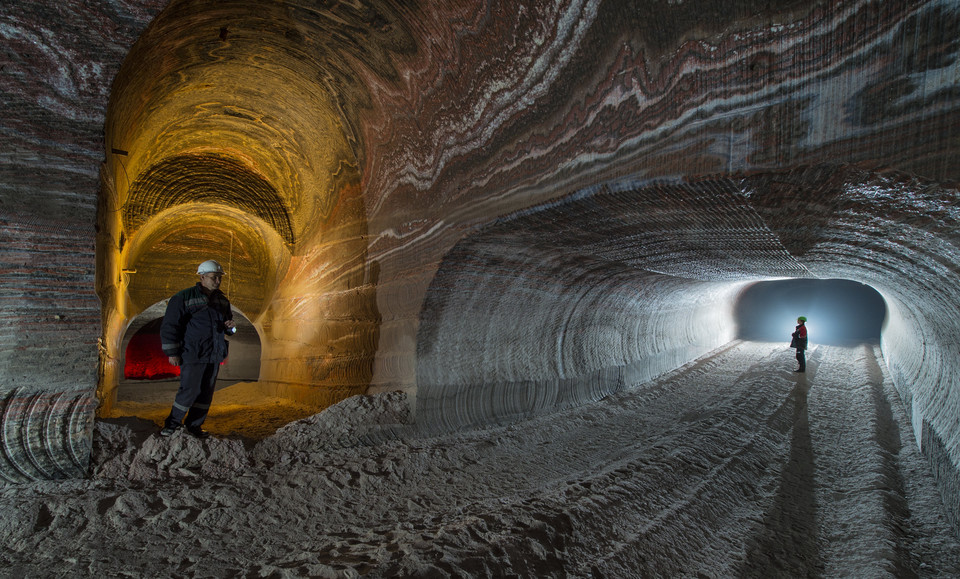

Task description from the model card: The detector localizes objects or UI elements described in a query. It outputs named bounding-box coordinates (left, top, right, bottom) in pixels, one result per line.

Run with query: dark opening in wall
left=116, top=308, right=262, bottom=420
left=122, top=314, right=261, bottom=383
left=124, top=318, right=178, bottom=380
left=734, top=278, right=886, bottom=345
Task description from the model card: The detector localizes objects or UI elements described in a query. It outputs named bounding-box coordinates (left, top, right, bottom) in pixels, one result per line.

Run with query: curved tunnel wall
left=416, top=166, right=960, bottom=527
left=414, top=174, right=810, bottom=431
left=361, top=0, right=960, bottom=405
left=418, top=251, right=745, bottom=432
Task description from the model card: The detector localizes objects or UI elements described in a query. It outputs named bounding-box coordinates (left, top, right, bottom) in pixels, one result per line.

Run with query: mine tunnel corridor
left=94, top=0, right=382, bottom=436
left=107, top=305, right=314, bottom=439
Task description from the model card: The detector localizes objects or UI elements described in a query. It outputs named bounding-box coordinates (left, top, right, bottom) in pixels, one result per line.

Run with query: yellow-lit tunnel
left=95, top=0, right=384, bottom=435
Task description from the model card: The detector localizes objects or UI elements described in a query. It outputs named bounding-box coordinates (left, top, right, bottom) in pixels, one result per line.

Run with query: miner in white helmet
left=158, top=259, right=236, bottom=438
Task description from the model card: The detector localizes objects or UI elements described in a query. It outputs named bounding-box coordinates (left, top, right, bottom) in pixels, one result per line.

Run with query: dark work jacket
left=790, top=323, right=808, bottom=351
left=161, top=283, right=234, bottom=364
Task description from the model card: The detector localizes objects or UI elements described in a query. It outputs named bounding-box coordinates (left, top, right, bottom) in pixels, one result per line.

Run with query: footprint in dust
left=33, top=503, right=55, bottom=533
left=97, top=495, right=118, bottom=516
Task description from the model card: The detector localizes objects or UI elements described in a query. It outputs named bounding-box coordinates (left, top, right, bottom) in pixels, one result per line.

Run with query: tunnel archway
left=120, top=308, right=262, bottom=384
left=94, top=0, right=384, bottom=433
left=735, top=278, right=887, bottom=345
left=108, top=304, right=295, bottom=437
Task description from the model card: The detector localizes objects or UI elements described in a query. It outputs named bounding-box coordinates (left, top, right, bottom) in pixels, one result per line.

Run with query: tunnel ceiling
left=481, top=176, right=812, bottom=282
left=123, top=153, right=294, bottom=246
left=123, top=206, right=286, bottom=318
left=102, top=0, right=412, bottom=323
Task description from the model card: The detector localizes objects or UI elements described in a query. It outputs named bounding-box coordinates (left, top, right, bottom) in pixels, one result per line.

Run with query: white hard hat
left=197, top=260, right=225, bottom=275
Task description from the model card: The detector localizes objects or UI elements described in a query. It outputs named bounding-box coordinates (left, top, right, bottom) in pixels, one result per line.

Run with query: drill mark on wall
left=23, top=392, right=54, bottom=480
left=66, top=393, right=92, bottom=472
left=42, top=392, right=72, bottom=478
left=1, top=389, right=38, bottom=482
left=0, top=388, right=92, bottom=482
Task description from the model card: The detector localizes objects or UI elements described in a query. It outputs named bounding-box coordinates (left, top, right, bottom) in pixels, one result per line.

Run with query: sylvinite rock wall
left=0, top=0, right=169, bottom=480
left=1, top=0, right=959, bottom=532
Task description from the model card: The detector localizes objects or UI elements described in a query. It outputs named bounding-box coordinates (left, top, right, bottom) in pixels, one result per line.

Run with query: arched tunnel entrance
left=414, top=163, right=958, bottom=471
left=94, top=0, right=383, bottom=437
left=735, top=279, right=887, bottom=346
left=109, top=306, right=306, bottom=439
left=121, top=305, right=262, bottom=384
left=123, top=313, right=262, bottom=383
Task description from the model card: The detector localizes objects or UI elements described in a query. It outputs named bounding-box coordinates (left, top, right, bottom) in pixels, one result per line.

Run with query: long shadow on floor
left=740, top=369, right=823, bottom=578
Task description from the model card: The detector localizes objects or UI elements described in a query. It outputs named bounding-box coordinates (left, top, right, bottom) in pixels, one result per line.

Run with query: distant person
left=159, top=260, right=236, bottom=438
left=790, top=316, right=808, bottom=373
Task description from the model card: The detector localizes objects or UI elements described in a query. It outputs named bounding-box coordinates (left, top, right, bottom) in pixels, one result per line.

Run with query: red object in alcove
left=124, top=318, right=229, bottom=379
left=124, top=321, right=180, bottom=379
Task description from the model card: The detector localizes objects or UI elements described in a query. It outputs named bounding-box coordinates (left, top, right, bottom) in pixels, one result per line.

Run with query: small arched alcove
left=120, top=307, right=262, bottom=385
left=110, top=302, right=321, bottom=438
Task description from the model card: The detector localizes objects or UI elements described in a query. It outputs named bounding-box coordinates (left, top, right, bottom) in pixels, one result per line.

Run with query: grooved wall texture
left=1, top=0, right=959, bottom=529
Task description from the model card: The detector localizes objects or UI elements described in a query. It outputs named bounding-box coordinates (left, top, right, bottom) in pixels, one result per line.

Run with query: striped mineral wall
left=1, top=0, right=959, bottom=530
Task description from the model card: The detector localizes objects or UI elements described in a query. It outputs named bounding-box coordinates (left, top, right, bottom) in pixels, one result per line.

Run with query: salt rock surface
left=4, top=344, right=960, bottom=577
left=252, top=390, right=413, bottom=466
left=91, top=418, right=251, bottom=482
left=91, top=391, right=412, bottom=482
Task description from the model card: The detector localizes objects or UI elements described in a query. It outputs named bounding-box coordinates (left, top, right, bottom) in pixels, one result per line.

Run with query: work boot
left=159, top=423, right=180, bottom=437
left=186, top=426, right=210, bottom=439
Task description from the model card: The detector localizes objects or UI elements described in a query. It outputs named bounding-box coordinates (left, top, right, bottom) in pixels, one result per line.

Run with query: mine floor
left=3, top=341, right=959, bottom=576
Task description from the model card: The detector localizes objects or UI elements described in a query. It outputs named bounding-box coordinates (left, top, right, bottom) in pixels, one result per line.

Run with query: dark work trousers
left=796, top=349, right=806, bottom=371
left=167, top=362, right=220, bottom=428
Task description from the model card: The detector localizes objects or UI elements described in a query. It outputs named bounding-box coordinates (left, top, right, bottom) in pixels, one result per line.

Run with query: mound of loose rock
left=251, top=391, right=412, bottom=467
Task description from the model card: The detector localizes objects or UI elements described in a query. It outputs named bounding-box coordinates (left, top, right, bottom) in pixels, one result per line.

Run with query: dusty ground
left=113, top=380, right=320, bottom=439
left=2, top=341, right=959, bottom=577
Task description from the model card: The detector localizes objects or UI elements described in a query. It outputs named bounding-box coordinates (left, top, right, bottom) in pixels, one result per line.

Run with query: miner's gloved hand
left=168, top=356, right=182, bottom=366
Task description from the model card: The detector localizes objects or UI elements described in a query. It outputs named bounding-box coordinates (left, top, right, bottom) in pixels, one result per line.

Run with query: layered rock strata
left=0, top=0, right=958, bottom=532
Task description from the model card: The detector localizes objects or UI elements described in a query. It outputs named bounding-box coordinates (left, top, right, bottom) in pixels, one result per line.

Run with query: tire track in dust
left=466, top=342, right=805, bottom=577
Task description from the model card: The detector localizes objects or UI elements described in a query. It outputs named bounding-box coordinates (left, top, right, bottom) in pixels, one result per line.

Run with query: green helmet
left=797, top=316, right=807, bottom=322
